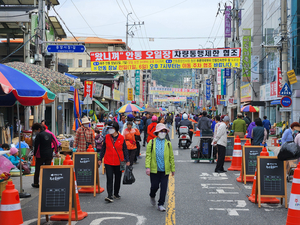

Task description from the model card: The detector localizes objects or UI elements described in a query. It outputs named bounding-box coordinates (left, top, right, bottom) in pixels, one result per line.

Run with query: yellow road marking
left=166, top=175, right=175, bottom=225
left=171, top=125, right=174, bottom=140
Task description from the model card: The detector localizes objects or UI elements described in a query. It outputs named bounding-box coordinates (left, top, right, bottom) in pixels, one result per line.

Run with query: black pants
left=34, top=157, right=52, bottom=185
left=128, top=149, right=136, bottom=166
left=105, top=164, right=122, bottom=198
left=143, top=132, right=147, bottom=146
left=188, top=131, right=194, bottom=141
left=150, top=171, right=169, bottom=206
left=135, top=142, right=140, bottom=162
left=215, top=144, right=226, bottom=171
left=266, top=129, right=269, bottom=140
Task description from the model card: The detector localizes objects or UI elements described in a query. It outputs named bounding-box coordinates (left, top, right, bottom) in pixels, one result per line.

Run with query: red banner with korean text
left=84, top=81, right=94, bottom=98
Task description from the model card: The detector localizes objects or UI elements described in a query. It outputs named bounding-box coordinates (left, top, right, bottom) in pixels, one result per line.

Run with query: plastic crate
left=0, top=179, right=12, bottom=198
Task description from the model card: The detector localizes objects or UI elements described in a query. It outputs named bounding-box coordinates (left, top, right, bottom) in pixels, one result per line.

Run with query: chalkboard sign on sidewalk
left=240, top=138, right=250, bottom=147
left=242, top=146, right=263, bottom=184
left=226, top=136, right=234, bottom=156
left=256, top=156, right=287, bottom=208
left=38, top=165, right=77, bottom=225
left=73, top=152, right=100, bottom=197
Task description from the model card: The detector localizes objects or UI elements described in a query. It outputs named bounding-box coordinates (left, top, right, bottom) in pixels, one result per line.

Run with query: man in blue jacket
left=262, top=116, right=271, bottom=140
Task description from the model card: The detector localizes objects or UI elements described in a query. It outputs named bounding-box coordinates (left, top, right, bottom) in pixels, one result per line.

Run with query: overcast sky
left=51, top=0, right=227, bottom=51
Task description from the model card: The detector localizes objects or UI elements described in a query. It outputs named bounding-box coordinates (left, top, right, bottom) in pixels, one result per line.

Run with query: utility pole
left=281, top=0, right=288, bottom=122
left=36, top=0, right=45, bottom=67
left=125, top=13, right=144, bottom=104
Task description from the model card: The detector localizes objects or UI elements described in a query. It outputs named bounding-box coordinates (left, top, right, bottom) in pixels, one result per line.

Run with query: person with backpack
left=145, top=123, right=175, bottom=212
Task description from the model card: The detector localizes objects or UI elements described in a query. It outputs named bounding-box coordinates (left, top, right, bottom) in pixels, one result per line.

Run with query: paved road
left=12, top=125, right=290, bottom=225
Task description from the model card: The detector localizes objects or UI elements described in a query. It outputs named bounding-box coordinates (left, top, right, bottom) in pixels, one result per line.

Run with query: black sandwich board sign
left=256, top=156, right=287, bottom=208
left=226, top=136, right=234, bottom=156
left=38, top=165, right=78, bottom=225
left=242, top=146, right=263, bottom=184
left=73, top=152, right=100, bottom=197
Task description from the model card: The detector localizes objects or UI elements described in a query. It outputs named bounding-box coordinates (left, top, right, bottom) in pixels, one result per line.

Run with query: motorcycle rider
left=179, top=113, right=194, bottom=142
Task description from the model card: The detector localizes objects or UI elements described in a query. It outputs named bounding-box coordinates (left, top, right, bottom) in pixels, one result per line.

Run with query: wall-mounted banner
left=135, top=70, right=140, bottom=95
left=251, top=55, right=259, bottom=82
left=149, top=87, right=199, bottom=96
left=224, top=68, right=231, bottom=79
left=225, top=6, right=231, bottom=38
left=242, top=28, right=251, bottom=82
left=241, top=83, right=251, bottom=102
left=153, top=97, right=187, bottom=102
left=217, top=68, right=221, bottom=85
left=103, top=85, right=111, bottom=99
left=90, top=48, right=241, bottom=71
left=206, top=79, right=211, bottom=100
left=221, top=69, right=226, bottom=95
left=84, top=81, right=93, bottom=98
left=128, top=88, right=133, bottom=101
left=113, top=89, right=120, bottom=101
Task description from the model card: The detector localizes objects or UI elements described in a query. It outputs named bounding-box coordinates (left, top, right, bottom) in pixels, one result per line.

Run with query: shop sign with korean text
left=90, top=48, right=241, bottom=72
left=251, top=55, right=259, bottom=82
left=241, top=83, right=251, bottom=102
left=153, top=97, right=186, bottom=102
left=206, top=79, right=211, bottom=100
left=225, top=6, right=231, bottom=38
left=103, top=85, right=111, bottom=99
left=150, top=87, right=199, bottom=96
left=128, top=88, right=133, bottom=101
left=217, top=95, right=221, bottom=105
left=224, top=68, right=231, bottom=79
left=242, top=29, right=251, bottom=82
left=113, top=89, right=120, bottom=101
left=135, top=70, right=140, bottom=95
left=277, top=67, right=282, bottom=97
left=84, top=81, right=93, bottom=98
left=287, top=69, right=297, bottom=84
left=93, top=82, right=103, bottom=97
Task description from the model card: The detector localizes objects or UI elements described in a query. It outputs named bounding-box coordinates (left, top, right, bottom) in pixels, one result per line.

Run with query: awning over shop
left=271, top=100, right=281, bottom=105
left=93, top=98, right=109, bottom=112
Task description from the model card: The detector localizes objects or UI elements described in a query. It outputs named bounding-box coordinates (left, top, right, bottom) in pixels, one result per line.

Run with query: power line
left=70, top=0, right=99, bottom=38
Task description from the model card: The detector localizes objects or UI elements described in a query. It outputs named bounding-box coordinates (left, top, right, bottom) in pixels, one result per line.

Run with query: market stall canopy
left=5, top=62, right=82, bottom=93
left=241, top=105, right=259, bottom=112
left=145, top=107, right=162, bottom=113
left=116, top=104, right=143, bottom=113
left=0, top=64, right=55, bottom=106
left=93, top=98, right=109, bottom=112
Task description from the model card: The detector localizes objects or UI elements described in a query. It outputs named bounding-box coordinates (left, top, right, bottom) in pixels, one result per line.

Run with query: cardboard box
left=29, top=115, right=34, bottom=128
left=287, top=159, right=298, bottom=173
left=60, top=141, right=69, bottom=148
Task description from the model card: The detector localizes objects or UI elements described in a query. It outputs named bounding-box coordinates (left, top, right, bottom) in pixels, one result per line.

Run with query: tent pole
left=18, top=102, right=31, bottom=198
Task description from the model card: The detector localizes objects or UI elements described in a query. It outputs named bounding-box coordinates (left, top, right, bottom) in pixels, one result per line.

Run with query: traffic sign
left=281, top=96, right=292, bottom=107
left=83, top=95, right=92, bottom=105
left=279, top=83, right=292, bottom=96
left=47, top=45, right=86, bottom=53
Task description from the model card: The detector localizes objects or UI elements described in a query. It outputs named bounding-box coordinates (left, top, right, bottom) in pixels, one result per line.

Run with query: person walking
left=145, top=123, right=175, bottom=212
left=98, top=122, right=130, bottom=203
left=175, top=114, right=181, bottom=135
left=232, top=113, right=246, bottom=137
left=213, top=116, right=230, bottom=173
left=251, top=118, right=267, bottom=146
left=166, top=113, right=172, bottom=130
left=262, top=116, right=271, bottom=140
left=243, top=114, right=251, bottom=127
left=143, top=113, right=151, bottom=147
left=246, top=121, right=256, bottom=142
left=123, top=121, right=140, bottom=166
left=31, top=123, right=58, bottom=188
left=118, top=115, right=126, bottom=133
left=197, top=111, right=211, bottom=136
left=147, top=116, right=158, bottom=143
left=281, top=122, right=300, bottom=144
left=74, top=117, right=95, bottom=152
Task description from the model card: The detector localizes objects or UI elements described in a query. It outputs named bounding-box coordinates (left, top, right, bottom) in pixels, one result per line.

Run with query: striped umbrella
left=241, top=105, right=259, bottom=112
left=116, top=104, right=143, bottom=113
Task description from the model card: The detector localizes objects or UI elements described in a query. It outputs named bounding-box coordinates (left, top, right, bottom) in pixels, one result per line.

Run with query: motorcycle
left=178, top=126, right=191, bottom=149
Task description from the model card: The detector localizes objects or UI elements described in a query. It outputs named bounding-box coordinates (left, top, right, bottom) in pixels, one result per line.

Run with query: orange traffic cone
left=228, top=135, right=242, bottom=171
left=78, top=145, right=105, bottom=194
left=286, top=162, right=300, bottom=225
left=248, top=147, right=280, bottom=204
left=0, top=181, right=23, bottom=225
left=51, top=155, right=88, bottom=221
left=195, top=130, right=200, bottom=137
left=31, top=156, right=36, bottom=166
left=51, top=158, right=54, bottom=165
left=237, top=139, right=252, bottom=182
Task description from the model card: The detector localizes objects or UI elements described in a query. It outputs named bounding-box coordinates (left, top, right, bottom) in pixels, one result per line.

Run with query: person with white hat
left=145, top=123, right=175, bottom=212
left=74, top=116, right=95, bottom=152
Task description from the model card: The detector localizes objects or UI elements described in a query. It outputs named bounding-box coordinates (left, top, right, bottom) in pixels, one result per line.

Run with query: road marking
left=174, top=160, right=194, bottom=162
left=90, top=217, right=124, bottom=224
left=23, top=212, right=146, bottom=225
left=209, top=208, right=249, bottom=216
left=201, top=184, right=234, bottom=189
left=199, top=172, right=228, bottom=180
left=243, top=184, right=252, bottom=189
left=209, top=189, right=239, bottom=194
left=166, top=174, right=175, bottom=225
left=208, top=200, right=247, bottom=207
left=261, top=203, right=285, bottom=211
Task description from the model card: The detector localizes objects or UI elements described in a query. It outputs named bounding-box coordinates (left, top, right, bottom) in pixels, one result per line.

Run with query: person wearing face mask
left=73, top=117, right=95, bottom=152
left=145, top=123, right=175, bottom=212
left=281, top=122, right=300, bottom=145
left=98, top=122, right=130, bottom=203
left=123, top=121, right=140, bottom=166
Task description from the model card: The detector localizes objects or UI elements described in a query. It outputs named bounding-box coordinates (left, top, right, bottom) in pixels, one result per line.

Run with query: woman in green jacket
left=145, top=123, right=175, bottom=212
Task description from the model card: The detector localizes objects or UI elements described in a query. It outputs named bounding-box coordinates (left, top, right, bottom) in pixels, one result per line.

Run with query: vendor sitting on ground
left=0, top=143, right=10, bottom=159
left=8, top=147, right=24, bottom=167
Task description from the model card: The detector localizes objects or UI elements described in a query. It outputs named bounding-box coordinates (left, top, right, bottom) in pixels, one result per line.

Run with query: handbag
left=135, top=134, right=141, bottom=142
left=83, top=130, right=92, bottom=150
left=110, top=136, right=126, bottom=171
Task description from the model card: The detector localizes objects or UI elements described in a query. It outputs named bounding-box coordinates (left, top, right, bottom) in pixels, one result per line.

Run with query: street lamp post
left=125, top=12, right=132, bottom=104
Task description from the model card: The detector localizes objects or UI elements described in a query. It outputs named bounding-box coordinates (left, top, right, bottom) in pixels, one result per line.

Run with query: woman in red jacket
left=98, top=122, right=130, bottom=203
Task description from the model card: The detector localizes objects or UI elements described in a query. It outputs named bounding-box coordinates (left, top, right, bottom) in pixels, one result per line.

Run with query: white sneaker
left=150, top=197, right=156, bottom=206
left=158, top=205, right=166, bottom=212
